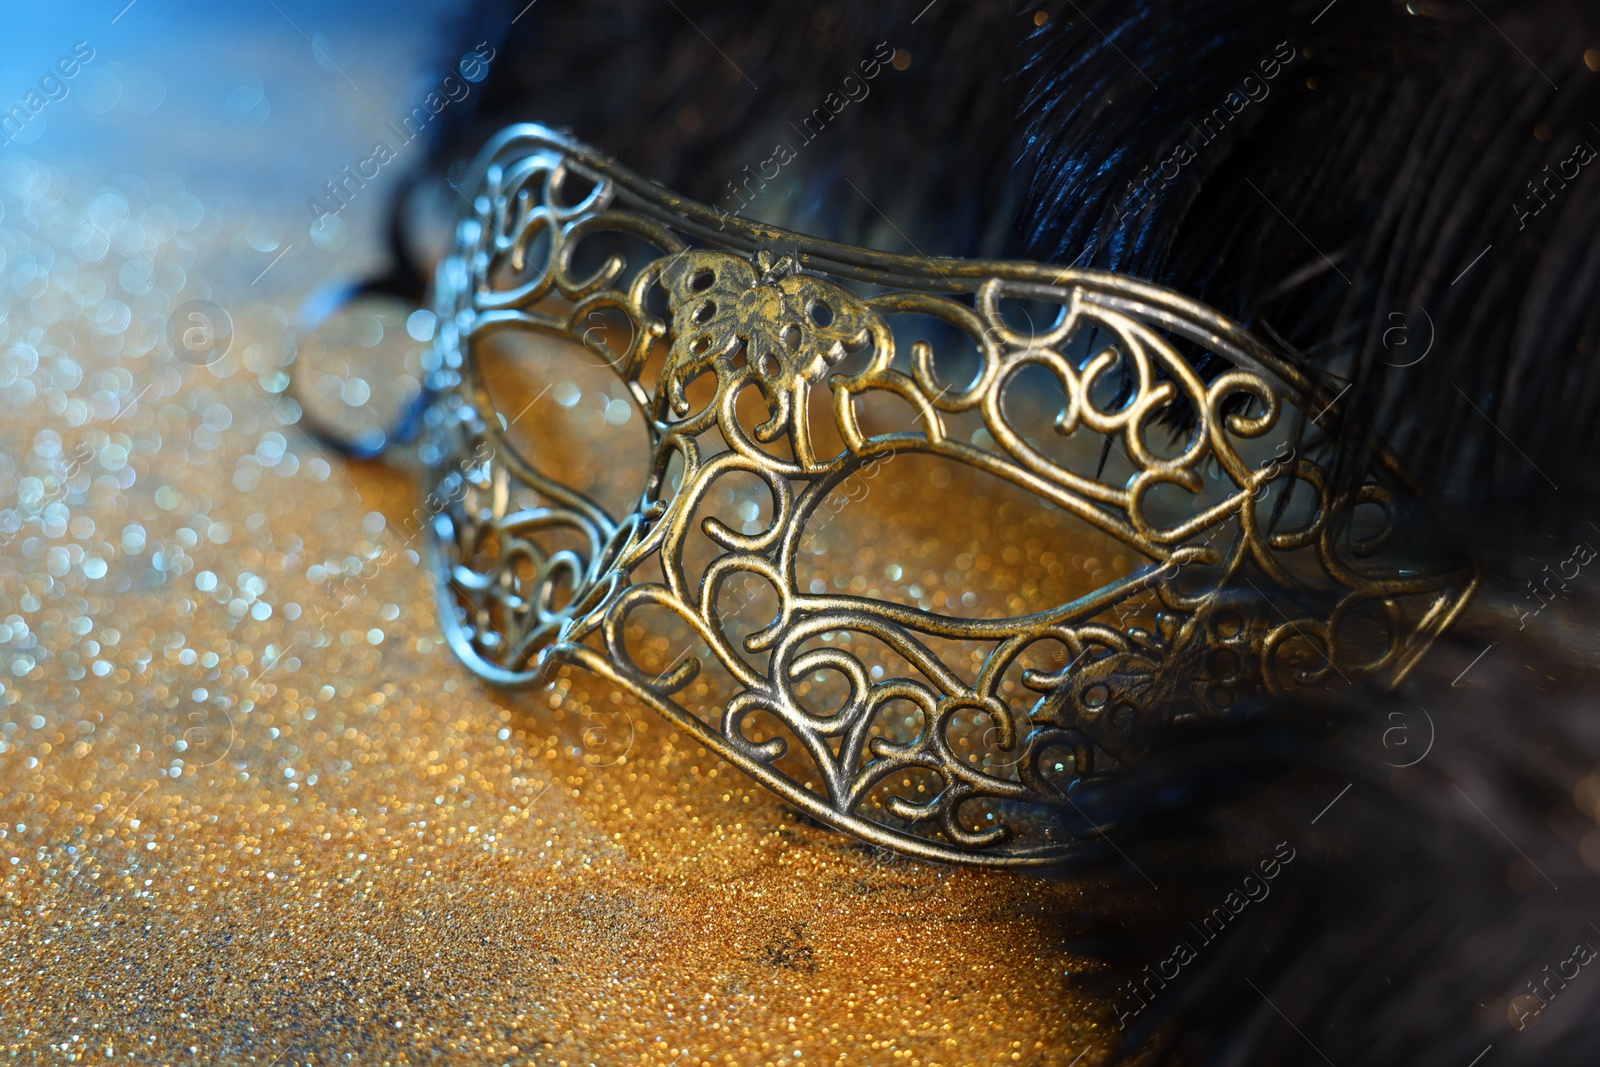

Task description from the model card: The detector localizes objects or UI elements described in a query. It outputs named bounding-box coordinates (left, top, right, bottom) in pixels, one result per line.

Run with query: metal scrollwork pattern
left=419, top=124, right=1477, bottom=866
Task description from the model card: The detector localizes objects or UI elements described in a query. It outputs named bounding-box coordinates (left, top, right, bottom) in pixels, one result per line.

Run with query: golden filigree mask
left=416, top=124, right=1476, bottom=866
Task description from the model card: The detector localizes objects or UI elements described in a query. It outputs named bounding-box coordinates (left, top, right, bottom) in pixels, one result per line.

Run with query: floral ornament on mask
left=659, top=249, right=873, bottom=442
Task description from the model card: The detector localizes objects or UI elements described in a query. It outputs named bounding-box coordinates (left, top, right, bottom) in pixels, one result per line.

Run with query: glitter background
left=0, top=5, right=1124, bottom=1063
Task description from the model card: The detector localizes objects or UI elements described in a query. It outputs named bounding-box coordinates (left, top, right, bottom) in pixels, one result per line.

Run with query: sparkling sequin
left=0, top=35, right=1123, bottom=1067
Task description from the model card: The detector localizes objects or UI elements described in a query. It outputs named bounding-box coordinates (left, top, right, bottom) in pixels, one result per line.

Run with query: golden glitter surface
left=0, top=18, right=1137, bottom=1066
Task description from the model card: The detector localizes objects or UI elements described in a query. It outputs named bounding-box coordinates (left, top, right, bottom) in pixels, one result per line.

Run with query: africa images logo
left=307, top=42, right=496, bottom=224
left=1112, top=841, right=1298, bottom=1030
left=0, top=41, right=96, bottom=147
